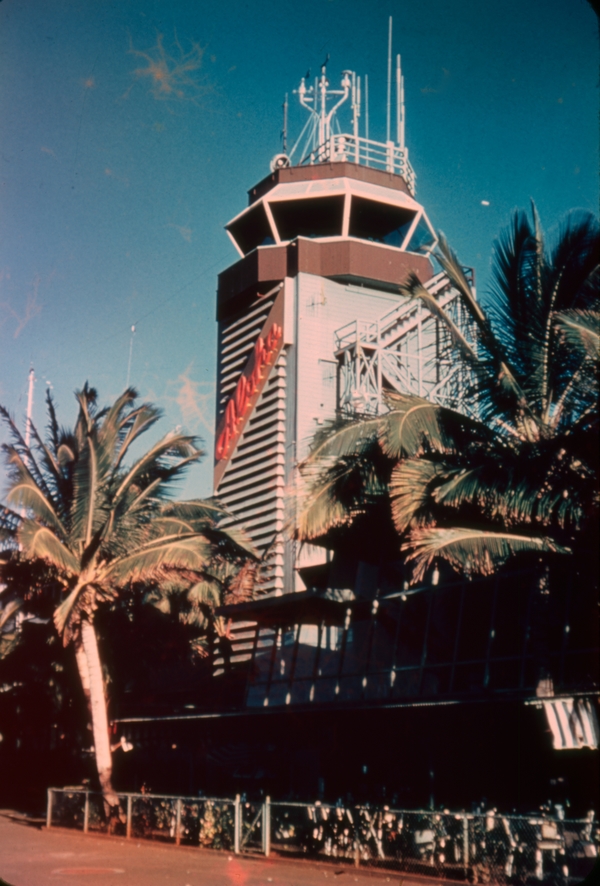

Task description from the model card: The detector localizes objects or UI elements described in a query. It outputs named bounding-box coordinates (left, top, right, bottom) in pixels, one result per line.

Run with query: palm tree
left=143, top=548, right=270, bottom=664
left=0, top=385, right=256, bottom=808
left=295, top=207, right=599, bottom=588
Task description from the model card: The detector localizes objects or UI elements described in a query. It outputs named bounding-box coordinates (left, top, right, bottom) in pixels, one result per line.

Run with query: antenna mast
left=126, top=325, right=135, bottom=388
left=352, top=72, right=361, bottom=142
left=386, top=17, right=392, bottom=143
left=282, top=93, right=288, bottom=153
left=400, top=59, right=406, bottom=151
left=25, top=366, right=35, bottom=452
left=365, top=74, right=369, bottom=141
left=396, top=55, right=401, bottom=145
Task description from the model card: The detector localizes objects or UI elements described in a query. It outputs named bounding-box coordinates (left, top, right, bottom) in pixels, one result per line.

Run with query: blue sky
left=0, top=0, right=597, bottom=497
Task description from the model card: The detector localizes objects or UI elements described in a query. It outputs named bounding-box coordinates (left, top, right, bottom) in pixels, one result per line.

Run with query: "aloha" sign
left=214, top=291, right=285, bottom=488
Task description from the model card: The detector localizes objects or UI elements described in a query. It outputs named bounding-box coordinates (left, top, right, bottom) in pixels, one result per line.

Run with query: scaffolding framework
left=335, top=271, right=477, bottom=417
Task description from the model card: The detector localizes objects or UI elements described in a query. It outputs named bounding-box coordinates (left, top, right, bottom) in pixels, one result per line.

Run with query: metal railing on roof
left=299, top=133, right=416, bottom=195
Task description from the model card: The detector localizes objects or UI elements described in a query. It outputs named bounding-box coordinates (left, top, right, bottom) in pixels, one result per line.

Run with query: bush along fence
left=47, top=788, right=598, bottom=884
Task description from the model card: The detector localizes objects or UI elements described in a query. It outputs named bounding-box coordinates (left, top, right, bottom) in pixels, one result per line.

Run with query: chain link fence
left=47, top=789, right=598, bottom=883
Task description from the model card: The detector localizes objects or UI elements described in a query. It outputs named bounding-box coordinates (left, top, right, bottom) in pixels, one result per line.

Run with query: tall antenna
left=25, top=366, right=35, bottom=453
left=352, top=72, right=361, bottom=142
left=396, top=54, right=401, bottom=145
left=126, top=325, right=135, bottom=388
left=282, top=93, right=288, bottom=153
left=365, top=74, right=369, bottom=141
left=386, top=16, right=392, bottom=143
left=400, top=65, right=406, bottom=152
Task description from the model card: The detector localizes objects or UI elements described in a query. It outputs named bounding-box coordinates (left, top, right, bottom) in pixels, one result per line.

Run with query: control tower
left=214, top=59, right=471, bottom=595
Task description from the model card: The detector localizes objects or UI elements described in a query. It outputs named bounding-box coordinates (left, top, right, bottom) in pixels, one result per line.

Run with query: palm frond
left=549, top=211, right=600, bottom=313
left=404, top=526, right=571, bottom=582
left=112, top=432, right=202, bottom=507
left=144, top=588, right=173, bottom=615
left=436, top=224, right=540, bottom=427
left=303, top=415, right=383, bottom=463
left=208, top=524, right=259, bottom=559
left=4, top=448, right=66, bottom=538
left=0, top=597, right=23, bottom=632
left=53, top=581, right=94, bottom=636
left=0, top=408, right=56, bottom=503
left=0, top=596, right=22, bottom=659
left=225, top=559, right=262, bottom=603
left=104, top=533, right=212, bottom=583
left=187, top=580, right=221, bottom=609
left=113, top=401, right=163, bottom=470
left=379, top=395, right=452, bottom=458
left=93, top=387, right=138, bottom=480
left=18, top=521, right=79, bottom=575
left=295, top=460, right=359, bottom=541
left=389, top=458, right=446, bottom=533
left=555, top=310, right=599, bottom=359
left=160, top=499, right=228, bottom=524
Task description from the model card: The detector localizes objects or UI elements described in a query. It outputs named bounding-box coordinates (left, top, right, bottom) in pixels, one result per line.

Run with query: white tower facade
left=213, top=65, right=473, bottom=595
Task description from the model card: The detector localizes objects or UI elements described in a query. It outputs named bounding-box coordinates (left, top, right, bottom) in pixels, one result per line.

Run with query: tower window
left=270, top=195, right=345, bottom=241
left=406, top=216, right=436, bottom=254
left=349, top=196, right=415, bottom=248
left=228, top=202, right=275, bottom=255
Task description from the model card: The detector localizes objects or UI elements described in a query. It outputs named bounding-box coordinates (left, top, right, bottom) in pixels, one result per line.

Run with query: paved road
left=0, top=814, right=442, bottom=886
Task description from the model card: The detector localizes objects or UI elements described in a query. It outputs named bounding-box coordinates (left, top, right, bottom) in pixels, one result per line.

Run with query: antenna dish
left=270, top=153, right=291, bottom=172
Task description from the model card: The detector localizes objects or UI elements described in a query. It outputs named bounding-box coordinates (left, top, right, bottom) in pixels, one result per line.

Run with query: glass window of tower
left=349, top=196, right=415, bottom=248
left=269, top=195, right=345, bottom=241
left=228, top=202, right=275, bottom=254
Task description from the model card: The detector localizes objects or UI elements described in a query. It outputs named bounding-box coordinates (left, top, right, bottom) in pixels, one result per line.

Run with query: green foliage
left=0, top=384, right=258, bottom=797
left=295, top=207, right=599, bottom=583
left=0, top=384, right=257, bottom=644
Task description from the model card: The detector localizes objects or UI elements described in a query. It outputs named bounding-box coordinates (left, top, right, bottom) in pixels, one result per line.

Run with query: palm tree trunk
left=80, top=617, right=119, bottom=808
left=74, top=637, right=93, bottom=721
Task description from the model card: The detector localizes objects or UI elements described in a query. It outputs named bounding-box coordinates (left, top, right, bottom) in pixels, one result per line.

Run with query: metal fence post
left=126, top=795, right=132, bottom=839
left=462, top=813, right=469, bottom=874
left=234, top=794, right=241, bottom=855
left=175, top=798, right=182, bottom=846
left=262, top=796, right=270, bottom=857
left=83, top=792, right=89, bottom=833
left=46, top=789, right=53, bottom=829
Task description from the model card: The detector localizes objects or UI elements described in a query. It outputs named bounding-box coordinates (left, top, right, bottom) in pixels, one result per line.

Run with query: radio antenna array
left=270, top=20, right=414, bottom=193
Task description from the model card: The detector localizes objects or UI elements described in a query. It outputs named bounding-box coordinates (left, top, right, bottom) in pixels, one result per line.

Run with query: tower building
left=115, top=50, right=598, bottom=818
left=214, top=60, right=472, bottom=595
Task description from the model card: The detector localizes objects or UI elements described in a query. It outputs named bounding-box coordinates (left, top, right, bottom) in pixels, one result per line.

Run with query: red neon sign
left=215, top=321, right=283, bottom=463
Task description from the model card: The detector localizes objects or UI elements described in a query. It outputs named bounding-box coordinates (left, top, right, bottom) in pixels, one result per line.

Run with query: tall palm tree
left=0, top=385, right=256, bottom=807
left=295, top=207, right=599, bottom=588
left=143, top=546, right=271, bottom=663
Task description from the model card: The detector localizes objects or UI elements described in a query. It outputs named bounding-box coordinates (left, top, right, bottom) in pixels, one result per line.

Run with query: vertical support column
left=126, top=795, right=132, bottom=839
left=234, top=794, right=241, bottom=855
left=263, top=796, right=271, bottom=856
left=462, top=814, right=469, bottom=875
left=46, top=789, right=53, bottom=829
left=83, top=792, right=89, bottom=833
left=355, top=837, right=360, bottom=868
left=175, top=798, right=182, bottom=846
left=386, top=141, right=394, bottom=173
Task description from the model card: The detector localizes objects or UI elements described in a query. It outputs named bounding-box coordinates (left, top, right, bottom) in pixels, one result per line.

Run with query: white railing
left=300, top=133, right=416, bottom=195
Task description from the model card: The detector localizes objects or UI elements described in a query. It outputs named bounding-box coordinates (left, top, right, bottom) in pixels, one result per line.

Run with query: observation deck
left=293, top=131, right=415, bottom=195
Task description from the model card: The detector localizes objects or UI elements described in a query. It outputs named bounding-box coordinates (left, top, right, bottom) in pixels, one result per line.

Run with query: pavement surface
left=0, top=813, right=444, bottom=886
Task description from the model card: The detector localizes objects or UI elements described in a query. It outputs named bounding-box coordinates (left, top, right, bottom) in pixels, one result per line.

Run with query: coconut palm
left=142, top=540, right=274, bottom=678
left=295, top=207, right=599, bottom=587
left=0, top=384, right=256, bottom=807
